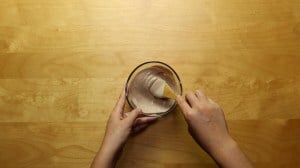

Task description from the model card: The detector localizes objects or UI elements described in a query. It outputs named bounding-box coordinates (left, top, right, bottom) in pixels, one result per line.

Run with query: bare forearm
left=90, top=145, right=117, bottom=168
left=210, top=138, right=253, bottom=168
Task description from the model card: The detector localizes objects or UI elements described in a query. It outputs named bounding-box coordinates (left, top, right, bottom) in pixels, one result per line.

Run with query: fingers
left=177, top=90, right=210, bottom=117
left=125, top=108, right=142, bottom=124
left=134, top=116, right=158, bottom=126
left=186, top=91, right=199, bottom=107
left=195, top=90, right=208, bottom=100
left=113, top=87, right=126, bottom=116
left=131, top=115, right=158, bottom=134
left=176, top=95, right=191, bottom=117
left=132, top=124, right=148, bottom=134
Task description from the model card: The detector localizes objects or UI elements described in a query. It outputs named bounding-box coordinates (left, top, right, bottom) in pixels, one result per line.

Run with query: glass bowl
left=125, top=61, right=182, bottom=117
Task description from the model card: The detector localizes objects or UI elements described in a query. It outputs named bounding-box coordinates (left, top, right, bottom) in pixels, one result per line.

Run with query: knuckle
left=186, top=91, right=194, bottom=97
left=211, top=103, right=220, bottom=110
left=196, top=89, right=206, bottom=96
left=196, top=89, right=204, bottom=94
left=177, top=97, right=184, bottom=104
left=177, top=96, right=185, bottom=104
left=185, top=111, right=193, bottom=120
left=210, top=100, right=219, bottom=107
left=195, top=104, right=205, bottom=111
left=185, top=110, right=196, bottom=120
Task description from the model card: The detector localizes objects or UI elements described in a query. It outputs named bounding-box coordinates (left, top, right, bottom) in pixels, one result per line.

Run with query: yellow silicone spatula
left=149, top=78, right=177, bottom=99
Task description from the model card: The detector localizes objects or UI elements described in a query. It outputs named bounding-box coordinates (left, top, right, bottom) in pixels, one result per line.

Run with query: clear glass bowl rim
left=125, top=61, right=183, bottom=116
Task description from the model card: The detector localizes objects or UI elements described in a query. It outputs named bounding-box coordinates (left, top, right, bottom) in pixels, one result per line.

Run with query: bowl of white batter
left=125, top=61, right=182, bottom=117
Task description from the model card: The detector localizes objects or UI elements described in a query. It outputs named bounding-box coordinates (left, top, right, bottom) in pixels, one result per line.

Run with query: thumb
left=176, top=95, right=191, bottom=118
left=126, top=108, right=142, bottom=124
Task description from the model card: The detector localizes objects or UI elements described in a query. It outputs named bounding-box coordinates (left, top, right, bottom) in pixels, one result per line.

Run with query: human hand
left=176, top=90, right=252, bottom=168
left=176, top=90, right=230, bottom=154
left=91, top=88, right=158, bottom=168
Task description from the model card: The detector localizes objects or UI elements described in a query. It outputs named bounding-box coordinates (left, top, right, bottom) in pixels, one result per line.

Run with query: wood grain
left=0, top=119, right=299, bottom=168
left=0, top=0, right=300, bottom=167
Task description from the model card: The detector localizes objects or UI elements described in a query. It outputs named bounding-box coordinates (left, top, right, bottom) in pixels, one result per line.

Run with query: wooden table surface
left=0, top=0, right=300, bottom=167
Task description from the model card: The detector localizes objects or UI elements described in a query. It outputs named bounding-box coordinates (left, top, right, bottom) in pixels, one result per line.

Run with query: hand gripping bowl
left=125, top=61, right=182, bottom=117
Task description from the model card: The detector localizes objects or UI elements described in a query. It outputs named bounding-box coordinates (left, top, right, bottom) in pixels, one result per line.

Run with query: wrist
left=100, top=140, right=121, bottom=161
left=209, top=136, right=252, bottom=168
left=208, top=135, right=237, bottom=164
left=92, top=140, right=121, bottom=168
left=92, top=146, right=117, bottom=168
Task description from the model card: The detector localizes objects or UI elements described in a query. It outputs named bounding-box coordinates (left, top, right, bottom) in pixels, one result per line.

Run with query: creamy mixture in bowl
left=126, top=61, right=182, bottom=116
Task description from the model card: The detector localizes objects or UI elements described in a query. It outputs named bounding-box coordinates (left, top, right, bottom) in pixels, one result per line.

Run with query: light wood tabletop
left=0, top=0, right=300, bottom=167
